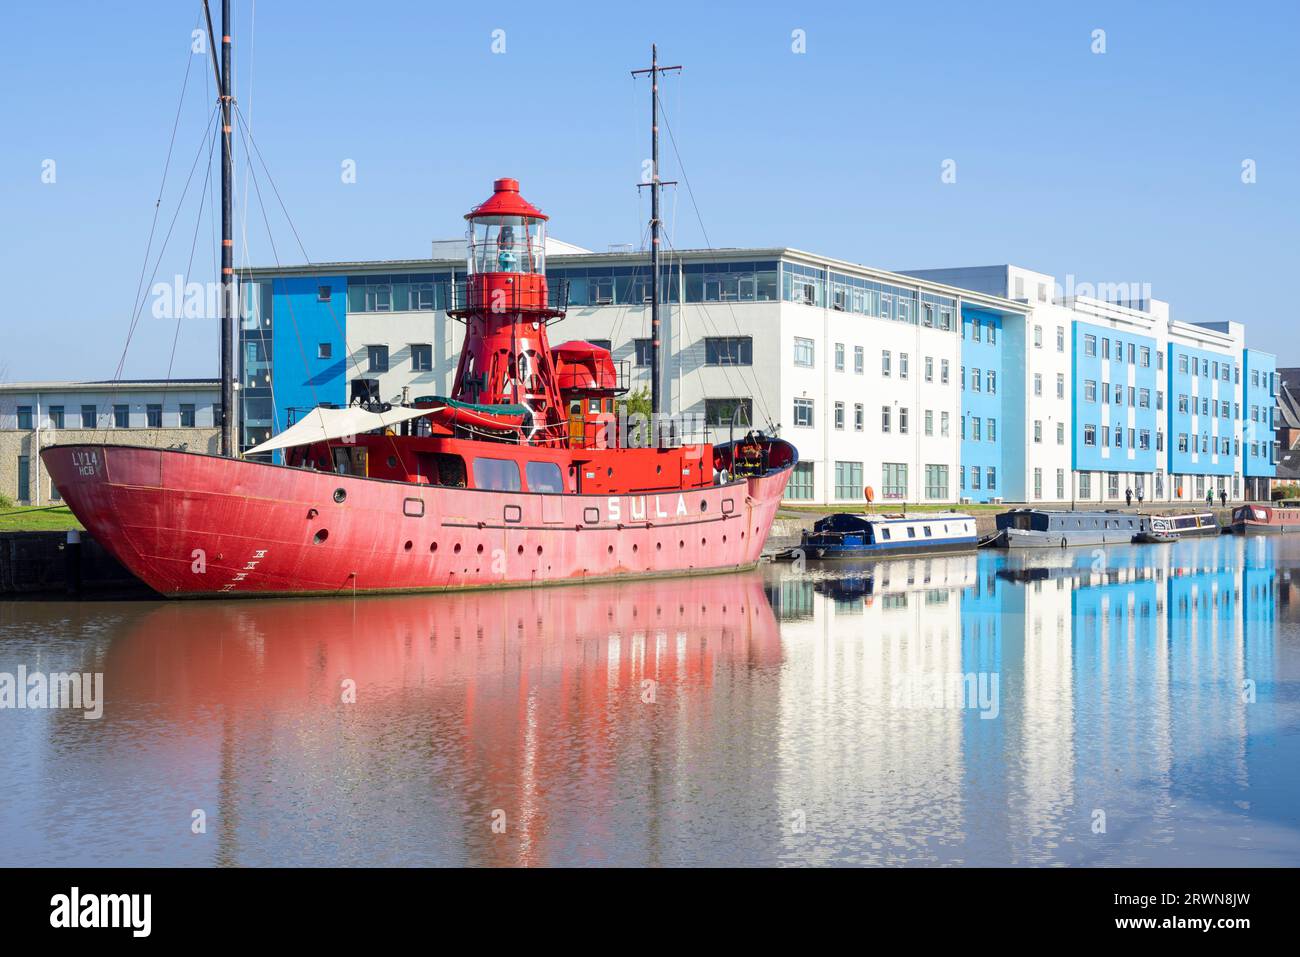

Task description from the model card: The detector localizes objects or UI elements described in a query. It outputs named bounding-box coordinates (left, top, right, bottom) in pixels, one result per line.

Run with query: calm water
left=2, top=535, right=1298, bottom=867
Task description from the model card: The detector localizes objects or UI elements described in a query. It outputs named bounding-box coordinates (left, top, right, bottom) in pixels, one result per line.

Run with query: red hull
left=42, top=444, right=792, bottom=598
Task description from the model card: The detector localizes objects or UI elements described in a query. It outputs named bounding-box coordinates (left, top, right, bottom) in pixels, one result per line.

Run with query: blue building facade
left=960, top=306, right=1004, bottom=502
left=1071, top=321, right=1160, bottom=497
left=1166, top=343, right=1238, bottom=492
left=1242, top=348, right=1278, bottom=498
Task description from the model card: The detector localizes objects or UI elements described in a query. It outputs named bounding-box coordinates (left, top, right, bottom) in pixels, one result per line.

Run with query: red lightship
left=42, top=177, right=796, bottom=597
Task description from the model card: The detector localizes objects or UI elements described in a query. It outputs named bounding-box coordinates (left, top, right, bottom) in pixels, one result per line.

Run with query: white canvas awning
left=243, top=405, right=439, bottom=457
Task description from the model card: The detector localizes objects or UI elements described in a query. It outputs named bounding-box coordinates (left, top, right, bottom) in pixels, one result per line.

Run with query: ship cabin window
left=907, top=526, right=917, bottom=538
left=880, top=527, right=891, bottom=540
left=923, top=525, right=932, bottom=537
left=525, top=461, right=565, bottom=494
left=419, top=452, right=466, bottom=488
left=473, top=457, right=522, bottom=491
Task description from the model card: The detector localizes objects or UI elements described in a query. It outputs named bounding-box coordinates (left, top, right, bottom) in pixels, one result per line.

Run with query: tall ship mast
left=40, top=33, right=796, bottom=598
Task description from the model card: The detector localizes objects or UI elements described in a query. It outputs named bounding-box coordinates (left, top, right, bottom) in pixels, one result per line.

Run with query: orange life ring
left=864, top=486, right=875, bottom=502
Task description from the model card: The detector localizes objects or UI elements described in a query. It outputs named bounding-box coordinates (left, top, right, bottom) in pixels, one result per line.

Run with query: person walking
left=1220, top=488, right=1228, bottom=508
left=1206, top=488, right=1215, bottom=507
left=1136, top=486, right=1144, bottom=506
left=1125, top=487, right=1133, bottom=507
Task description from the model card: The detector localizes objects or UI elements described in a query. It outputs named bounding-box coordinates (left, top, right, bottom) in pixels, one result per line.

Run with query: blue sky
left=2, top=0, right=1297, bottom=380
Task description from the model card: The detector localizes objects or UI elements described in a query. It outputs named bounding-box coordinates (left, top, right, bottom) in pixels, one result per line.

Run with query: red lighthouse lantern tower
left=448, top=177, right=567, bottom=444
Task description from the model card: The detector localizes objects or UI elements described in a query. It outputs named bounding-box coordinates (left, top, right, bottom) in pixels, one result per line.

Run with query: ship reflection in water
left=2, top=536, right=1298, bottom=866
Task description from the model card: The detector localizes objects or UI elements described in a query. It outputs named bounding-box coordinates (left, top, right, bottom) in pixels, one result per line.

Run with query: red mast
left=448, top=178, right=567, bottom=445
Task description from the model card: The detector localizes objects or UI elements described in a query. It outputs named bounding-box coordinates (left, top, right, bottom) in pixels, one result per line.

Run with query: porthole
left=656, top=542, right=662, bottom=551
left=700, top=500, right=708, bottom=512
left=476, top=544, right=484, bottom=554
left=313, top=529, right=329, bottom=544
left=536, top=545, right=544, bottom=555
left=679, top=540, right=685, bottom=549
left=607, top=545, right=614, bottom=554
left=387, top=456, right=398, bottom=468
left=404, top=540, right=413, bottom=551
left=430, top=542, right=438, bottom=553
left=517, top=545, right=525, bottom=555
left=333, top=488, right=346, bottom=504
left=607, top=467, right=613, bottom=477
left=632, top=544, right=639, bottom=553
left=454, top=543, right=462, bottom=554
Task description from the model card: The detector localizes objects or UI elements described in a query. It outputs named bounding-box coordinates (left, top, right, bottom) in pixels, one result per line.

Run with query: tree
left=619, top=386, right=652, bottom=420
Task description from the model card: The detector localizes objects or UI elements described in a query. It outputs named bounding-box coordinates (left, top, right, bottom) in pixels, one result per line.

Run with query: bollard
left=65, top=529, right=82, bottom=596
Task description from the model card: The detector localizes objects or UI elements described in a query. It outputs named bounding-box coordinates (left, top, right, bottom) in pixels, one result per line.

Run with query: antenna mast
left=632, top=45, right=680, bottom=418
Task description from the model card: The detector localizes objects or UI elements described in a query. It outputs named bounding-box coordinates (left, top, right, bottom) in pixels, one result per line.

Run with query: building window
left=1034, top=420, right=1042, bottom=443
left=634, top=339, right=654, bottom=367
left=318, top=342, right=332, bottom=359
left=411, top=344, right=433, bottom=372
left=941, top=411, right=950, bottom=437
left=367, top=345, right=389, bottom=373
left=705, top=398, right=752, bottom=428
left=1084, top=424, right=1097, bottom=446
left=1033, top=325, right=1042, bottom=348
left=17, top=456, right=30, bottom=502
left=854, top=346, right=864, bottom=374
left=786, top=462, right=814, bottom=500
left=971, top=467, right=981, bottom=490
left=972, top=368, right=981, bottom=393
left=146, top=404, right=163, bottom=428
left=882, top=463, right=908, bottom=499
left=317, top=284, right=332, bottom=302
left=1085, top=380, right=1096, bottom=402
left=924, top=410, right=933, bottom=436
left=1034, top=468, right=1043, bottom=499
left=1108, top=473, right=1120, bottom=499
left=972, top=318, right=982, bottom=342
left=1057, top=422, right=1065, bottom=445
left=835, top=461, right=863, bottom=500
left=1079, top=472, right=1091, bottom=498
left=854, top=403, right=864, bottom=431
left=16, top=406, right=32, bottom=430
left=585, top=339, right=613, bottom=353
left=48, top=406, right=64, bottom=429
left=834, top=342, right=845, bottom=372
left=114, top=404, right=129, bottom=428
left=793, top=397, right=814, bottom=428
left=705, top=336, right=752, bottom=366
left=899, top=407, right=909, bottom=434
left=1140, top=346, right=1150, bottom=367
left=1033, top=373, right=1042, bottom=397
left=988, top=418, right=996, bottom=442
left=833, top=401, right=845, bottom=430
left=924, top=465, right=948, bottom=500
left=881, top=350, right=892, bottom=377
left=881, top=406, right=891, bottom=433
left=941, top=359, right=950, bottom=384
left=793, top=337, right=815, bottom=367
left=1056, top=326, right=1065, bottom=352
left=81, top=405, right=96, bottom=429
left=1056, top=374, right=1065, bottom=399
left=900, top=353, right=910, bottom=380
left=987, top=466, right=997, bottom=490
left=924, top=356, right=934, bottom=382
left=1056, top=469, right=1066, bottom=499
left=180, top=404, right=196, bottom=428
left=972, top=417, right=981, bottom=441
left=1084, top=335, right=1097, bottom=357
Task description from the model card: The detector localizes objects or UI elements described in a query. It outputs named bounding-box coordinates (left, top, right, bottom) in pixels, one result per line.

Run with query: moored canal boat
left=1144, top=511, right=1219, bottom=536
left=1229, top=501, right=1300, bottom=533
left=990, top=508, right=1143, bottom=548
left=777, top=511, right=978, bottom=560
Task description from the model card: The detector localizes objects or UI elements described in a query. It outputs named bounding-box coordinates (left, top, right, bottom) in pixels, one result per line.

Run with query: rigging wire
left=655, top=89, right=775, bottom=430
left=112, top=103, right=222, bottom=382
left=112, top=10, right=206, bottom=381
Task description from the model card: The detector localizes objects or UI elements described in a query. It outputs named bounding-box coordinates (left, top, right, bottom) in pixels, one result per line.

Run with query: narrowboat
left=1143, top=511, right=1218, bottom=536
left=778, top=512, right=978, bottom=560
left=1229, top=501, right=1300, bottom=533
left=990, top=509, right=1144, bottom=548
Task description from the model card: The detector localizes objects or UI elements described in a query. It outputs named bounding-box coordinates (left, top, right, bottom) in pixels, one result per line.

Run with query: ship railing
left=444, top=278, right=569, bottom=320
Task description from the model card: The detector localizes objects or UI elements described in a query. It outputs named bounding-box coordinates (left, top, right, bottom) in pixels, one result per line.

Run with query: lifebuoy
left=864, top=486, right=875, bottom=502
